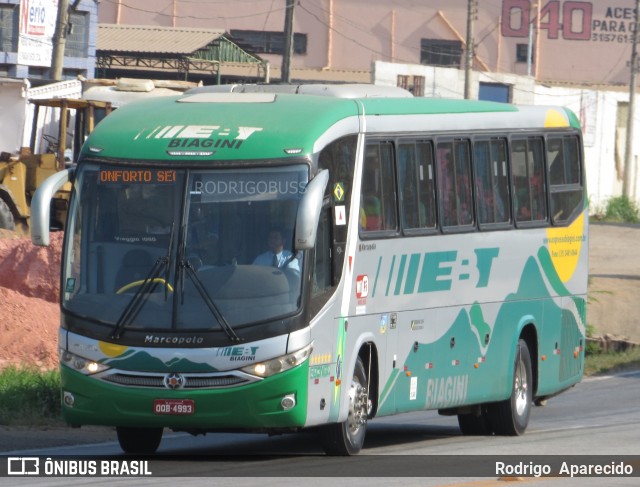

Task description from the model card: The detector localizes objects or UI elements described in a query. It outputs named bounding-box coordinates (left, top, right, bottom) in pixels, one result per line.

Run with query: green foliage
left=0, top=367, right=61, bottom=426
left=584, top=324, right=602, bottom=356
left=593, top=195, right=640, bottom=223
left=584, top=347, right=640, bottom=376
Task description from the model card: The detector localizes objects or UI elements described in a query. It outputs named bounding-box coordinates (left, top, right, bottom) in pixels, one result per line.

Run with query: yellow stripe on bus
left=544, top=108, right=569, bottom=128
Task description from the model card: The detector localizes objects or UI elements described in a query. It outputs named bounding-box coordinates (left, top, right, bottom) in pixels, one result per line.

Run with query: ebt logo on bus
left=381, top=247, right=500, bottom=297
left=135, top=125, right=263, bottom=153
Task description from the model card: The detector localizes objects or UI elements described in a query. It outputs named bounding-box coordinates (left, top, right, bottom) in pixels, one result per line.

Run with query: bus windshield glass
left=62, top=162, right=308, bottom=333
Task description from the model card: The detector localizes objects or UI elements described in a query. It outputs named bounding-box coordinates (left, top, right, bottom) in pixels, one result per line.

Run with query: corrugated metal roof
left=98, top=24, right=226, bottom=55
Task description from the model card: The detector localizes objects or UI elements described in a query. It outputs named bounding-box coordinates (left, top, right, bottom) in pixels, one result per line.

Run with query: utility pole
left=281, top=0, right=295, bottom=83
left=527, top=2, right=536, bottom=77
left=623, top=0, right=640, bottom=198
left=464, top=0, right=474, bottom=99
left=51, top=0, right=70, bottom=80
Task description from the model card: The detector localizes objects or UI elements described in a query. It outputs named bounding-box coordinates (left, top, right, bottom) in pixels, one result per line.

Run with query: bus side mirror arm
left=294, top=169, right=329, bottom=251
left=31, top=168, right=74, bottom=247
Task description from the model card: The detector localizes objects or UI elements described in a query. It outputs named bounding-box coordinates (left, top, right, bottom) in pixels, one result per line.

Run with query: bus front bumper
left=60, top=363, right=309, bottom=431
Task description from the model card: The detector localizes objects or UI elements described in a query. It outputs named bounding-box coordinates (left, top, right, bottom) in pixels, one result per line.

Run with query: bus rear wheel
left=319, top=357, right=368, bottom=455
left=116, top=426, right=163, bottom=454
left=488, top=339, right=533, bottom=435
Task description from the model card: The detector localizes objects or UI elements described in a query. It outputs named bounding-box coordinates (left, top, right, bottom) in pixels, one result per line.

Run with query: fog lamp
left=281, top=394, right=296, bottom=410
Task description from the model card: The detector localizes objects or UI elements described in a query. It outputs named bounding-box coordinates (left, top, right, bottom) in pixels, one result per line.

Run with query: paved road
left=4, top=370, right=639, bottom=486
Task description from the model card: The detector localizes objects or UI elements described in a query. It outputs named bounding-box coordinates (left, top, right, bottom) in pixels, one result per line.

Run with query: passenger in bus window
left=253, top=229, right=300, bottom=272
left=363, top=194, right=382, bottom=230
left=359, top=205, right=367, bottom=230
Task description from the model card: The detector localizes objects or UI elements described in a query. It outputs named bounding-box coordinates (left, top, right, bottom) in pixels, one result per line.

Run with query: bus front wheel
left=319, top=357, right=368, bottom=455
left=116, top=426, right=163, bottom=454
left=488, top=339, right=533, bottom=435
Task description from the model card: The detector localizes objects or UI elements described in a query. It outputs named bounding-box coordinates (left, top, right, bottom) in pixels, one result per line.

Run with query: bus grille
left=100, top=372, right=250, bottom=389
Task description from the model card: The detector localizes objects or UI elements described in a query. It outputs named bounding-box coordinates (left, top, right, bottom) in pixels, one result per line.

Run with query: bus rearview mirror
left=295, top=169, right=329, bottom=251
left=31, top=168, right=74, bottom=247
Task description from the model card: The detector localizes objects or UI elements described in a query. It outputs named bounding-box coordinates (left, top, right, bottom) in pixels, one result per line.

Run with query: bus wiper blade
left=181, top=260, right=242, bottom=343
left=111, top=256, right=167, bottom=340
left=112, top=223, right=176, bottom=340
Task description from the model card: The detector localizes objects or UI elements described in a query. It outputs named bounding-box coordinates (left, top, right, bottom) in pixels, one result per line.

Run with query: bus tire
left=319, top=357, right=368, bottom=455
left=116, top=426, right=163, bottom=454
left=488, top=339, right=532, bottom=435
left=0, top=199, right=15, bottom=231
left=457, top=407, right=493, bottom=435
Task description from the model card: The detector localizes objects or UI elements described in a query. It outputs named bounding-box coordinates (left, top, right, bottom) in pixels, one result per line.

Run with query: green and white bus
left=32, top=84, right=587, bottom=455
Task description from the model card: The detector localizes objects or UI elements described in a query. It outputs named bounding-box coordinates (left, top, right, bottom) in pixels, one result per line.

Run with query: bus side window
left=437, top=140, right=473, bottom=228
left=547, top=135, right=583, bottom=224
left=474, top=138, right=510, bottom=226
left=311, top=207, right=333, bottom=308
left=511, top=137, right=547, bottom=224
left=361, top=142, right=397, bottom=234
left=398, top=143, right=420, bottom=229
left=491, top=139, right=511, bottom=223
left=416, top=141, right=437, bottom=229
left=398, top=140, right=436, bottom=231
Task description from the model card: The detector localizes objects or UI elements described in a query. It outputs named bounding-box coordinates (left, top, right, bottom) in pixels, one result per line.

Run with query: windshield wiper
left=111, top=223, right=175, bottom=340
left=180, top=259, right=242, bottom=343
left=174, top=219, right=241, bottom=342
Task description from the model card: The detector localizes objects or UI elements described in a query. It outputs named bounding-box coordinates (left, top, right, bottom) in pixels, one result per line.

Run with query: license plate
left=153, top=399, right=194, bottom=415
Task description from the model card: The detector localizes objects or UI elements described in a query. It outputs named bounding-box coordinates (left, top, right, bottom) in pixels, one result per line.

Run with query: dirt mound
left=0, top=232, right=63, bottom=303
left=0, top=287, right=59, bottom=370
left=0, top=232, right=62, bottom=370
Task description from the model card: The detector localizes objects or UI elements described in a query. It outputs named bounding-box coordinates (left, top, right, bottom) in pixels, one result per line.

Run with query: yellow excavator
left=0, top=98, right=112, bottom=234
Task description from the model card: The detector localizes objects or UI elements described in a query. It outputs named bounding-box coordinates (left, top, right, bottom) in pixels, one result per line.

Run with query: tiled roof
left=98, top=24, right=226, bottom=55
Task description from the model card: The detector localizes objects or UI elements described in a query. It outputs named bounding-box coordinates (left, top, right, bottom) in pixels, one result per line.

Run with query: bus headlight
left=60, top=349, right=109, bottom=375
left=241, top=343, right=313, bottom=378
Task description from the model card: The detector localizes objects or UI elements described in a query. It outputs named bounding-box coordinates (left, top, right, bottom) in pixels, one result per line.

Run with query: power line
left=100, top=0, right=289, bottom=21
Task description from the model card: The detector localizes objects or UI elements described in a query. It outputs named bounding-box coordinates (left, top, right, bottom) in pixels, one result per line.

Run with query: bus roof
left=81, top=89, right=580, bottom=163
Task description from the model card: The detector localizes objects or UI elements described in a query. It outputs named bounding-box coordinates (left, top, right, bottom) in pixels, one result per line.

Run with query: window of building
left=397, top=75, right=409, bottom=91
left=412, top=76, right=425, bottom=96
left=516, top=43, right=534, bottom=63
left=0, top=5, right=18, bottom=52
left=420, top=39, right=463, bottom=67
left=230, top=30, right=307, bottom=55
left=479, top=82, right=511, bottom=103
left=397, top=75, right=425, bottom=96
left=65, top=11, right=89, bottom=58
left=511, top=137, right=547, bottom=223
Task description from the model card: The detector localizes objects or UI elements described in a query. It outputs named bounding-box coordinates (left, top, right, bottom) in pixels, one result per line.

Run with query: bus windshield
left=62, top=162, right=308, bottom=335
